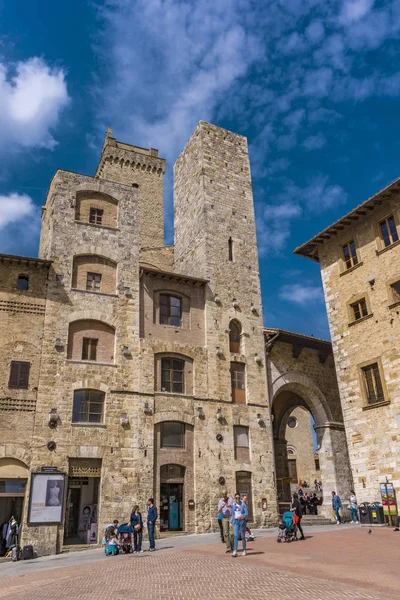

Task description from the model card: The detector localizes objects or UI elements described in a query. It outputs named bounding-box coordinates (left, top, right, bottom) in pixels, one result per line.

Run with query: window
left=228, top=237, right=233, bottom=261
left=390, top=280, right=400, bottom=303
left=82, top=338, right=98, bottom=361
left=231, top=362, right=245, bottom=404
left=361, top=363, right=385, bottom=405
left=8, top=361, right=30, bottom=389
left=229, top=320, right=241, bottom=353
left=160, top=464, right=185, bottom=479
left=89, top=208, right=103, bottom=225
left=161, top=422, right=185, bottom=448
left=315, top=458, right=320, bottom=471
left=379, top=215, right=399, bottom=248
left=350, top=298, right=368, bottom=321
left=160, top=294, right=181, bottom=327
left=72, top=389, right=105, bottom=423
left=287, top=416, right=297, bottom=429
left=86, top=272, right=102, bottom=292
left=161, top=358, right=184, bottom=393
left=17, top=275, right=29, bottom=291
left=234, top=426, right=249, bottom=461
left=342, top=240, right=358, bottom=270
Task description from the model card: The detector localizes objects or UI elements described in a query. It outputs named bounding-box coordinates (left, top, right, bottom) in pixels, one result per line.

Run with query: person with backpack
left=332, top=490, right=343, bottom=524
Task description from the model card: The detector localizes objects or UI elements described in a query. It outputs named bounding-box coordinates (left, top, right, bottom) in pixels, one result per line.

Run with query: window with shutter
left=8, top=361, right=30, bottom=389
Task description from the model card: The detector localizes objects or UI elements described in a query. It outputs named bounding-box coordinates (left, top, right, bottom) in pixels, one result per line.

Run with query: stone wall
left=285, top=406, right=318, bottom=485
left=318, top=195, right=400, bottom=504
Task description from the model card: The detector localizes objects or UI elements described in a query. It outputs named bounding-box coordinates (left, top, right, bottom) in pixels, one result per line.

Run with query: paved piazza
left=0, top=527, right=398, bottom=599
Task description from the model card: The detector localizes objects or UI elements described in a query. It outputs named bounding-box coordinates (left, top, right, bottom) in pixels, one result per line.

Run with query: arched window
left=229, top=320, right=241, bottom=353
left=67, top=320, right=115, bottom=363
left=161, top=357, right=185, bottom=393
left=72, top=389, right=105, bottom=423
left=75, top=191, right=118, bottom=229
left=17, top=275, right=29, bottom=291
left=159, top=294, right=182, bottom=327
left=72, top=255, right=117, bottom=295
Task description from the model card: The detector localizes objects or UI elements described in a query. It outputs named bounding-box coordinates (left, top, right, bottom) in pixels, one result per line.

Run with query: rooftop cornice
left=95, top=137, right=166, bottom=179
left=264, top=327, right=332, bottom=361
left=294, top=176, right=400, bottom=261
left=139, top=264, right=208, bottom=285
left=0, top=253, right=52, bottom=268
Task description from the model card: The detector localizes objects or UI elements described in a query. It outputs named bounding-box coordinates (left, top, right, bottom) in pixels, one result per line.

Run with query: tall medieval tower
left=174, top=121, right=276, bottom=516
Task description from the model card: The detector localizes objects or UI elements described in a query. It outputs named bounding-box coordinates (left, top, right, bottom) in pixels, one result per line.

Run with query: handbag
left=134, top=523, right=141, bottom=531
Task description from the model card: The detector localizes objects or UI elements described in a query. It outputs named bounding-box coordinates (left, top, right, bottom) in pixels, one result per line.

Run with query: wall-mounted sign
left=41, top=466, right=59, bottom=473
left=28, top=472, right=66, bottom=524
left=188, top=499, right=195, bottom=510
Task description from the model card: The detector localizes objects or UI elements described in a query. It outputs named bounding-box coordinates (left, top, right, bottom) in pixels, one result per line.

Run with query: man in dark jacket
left=147, top=498, right=158, bottom=551
left=291, top=492, right=305, bottom=540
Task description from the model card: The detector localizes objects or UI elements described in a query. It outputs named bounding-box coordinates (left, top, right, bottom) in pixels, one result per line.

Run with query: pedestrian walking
left=130, top=505, right=143, bottom=553
left=231, top=493, right=248, bottom=557
left=332, top=491, right=343, bottom=524
left=146, top=497, right=158, bottom=551
left=291, top=492, right=305, bottom=540
left=349, top=491, right=359, bottom=524
left=217, top=489, right=234, bottom=553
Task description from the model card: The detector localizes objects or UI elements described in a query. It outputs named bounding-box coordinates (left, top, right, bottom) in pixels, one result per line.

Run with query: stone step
left=301, top=515, right=332, bottom=526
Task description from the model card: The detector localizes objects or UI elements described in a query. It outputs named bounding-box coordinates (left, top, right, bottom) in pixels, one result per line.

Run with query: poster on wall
left=79, top=504, right=98, bottom=530
left=28, top=472, right=66, bottom=524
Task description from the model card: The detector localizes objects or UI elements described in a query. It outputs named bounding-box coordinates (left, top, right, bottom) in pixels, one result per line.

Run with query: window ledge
left=340, top=261, right=363, bottom=277
left=66, top=360, right=116, bottom=367
left=376, top=239, right=400, bottom=255
left=71, top=422, right=106, bottom=428
left=155, top=391, right=193, bottom=399
left=362, top=400, right=390, bottom=411
left=348, top=313, right=373, bottom=327
left=71, top=288, right=118, bottom=298
left=74, top=220, right=119, bottom=232
left=388, top=300, right=400, bottom=310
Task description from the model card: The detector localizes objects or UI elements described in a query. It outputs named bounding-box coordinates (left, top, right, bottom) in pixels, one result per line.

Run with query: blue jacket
left=230, top=501, right=248, bottom=524
left=332, top=495, right=342, bottom=510
left=130, top=512, right=143, bottom=530
left=147, top=505, right=158, bottom=524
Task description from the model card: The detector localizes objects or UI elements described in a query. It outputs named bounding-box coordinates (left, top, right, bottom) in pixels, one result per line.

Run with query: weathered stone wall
left=285, top=406, right=318, bottom=485
left=318, top=197, right=400, bottom=504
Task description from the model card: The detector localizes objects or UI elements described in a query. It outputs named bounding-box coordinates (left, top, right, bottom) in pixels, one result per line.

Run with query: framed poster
left=28, top=472, right=66, bottom=524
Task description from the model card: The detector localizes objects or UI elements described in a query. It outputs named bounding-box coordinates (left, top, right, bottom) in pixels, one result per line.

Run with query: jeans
left=148, top=523, right=155, bottom=549
left=335, top=508, right=342, bottom=523
left=350, top=507, right=359, bottom=522
left=222, top=518, right=233, bottom=551
left=134, top=530, right=142, bottom=551
left=233, top=519, right=246, bottom=552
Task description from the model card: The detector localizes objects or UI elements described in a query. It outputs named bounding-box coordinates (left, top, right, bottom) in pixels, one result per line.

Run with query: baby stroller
left=245, top=525, right=255, bottom=542
left=277, top=511, right=298, bottom=543
left=117, top=523, right=132, bottom=553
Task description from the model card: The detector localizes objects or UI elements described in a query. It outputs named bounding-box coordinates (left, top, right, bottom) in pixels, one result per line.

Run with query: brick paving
left=0, top=528, right=397, bottom=600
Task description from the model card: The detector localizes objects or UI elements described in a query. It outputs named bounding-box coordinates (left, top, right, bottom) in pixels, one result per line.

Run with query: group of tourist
left=217, top=490, right=249, bottom=557
left=298, top=489, right=321, bottom=515
left=103, top=498, right=158, bottom=555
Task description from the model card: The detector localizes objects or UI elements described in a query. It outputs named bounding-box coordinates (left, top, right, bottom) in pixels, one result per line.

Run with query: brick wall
left=72, top=255, right=117, bottom=294
left=67, top=319, right=116, bottom=363
left=76, top=192, right=118, bottom=229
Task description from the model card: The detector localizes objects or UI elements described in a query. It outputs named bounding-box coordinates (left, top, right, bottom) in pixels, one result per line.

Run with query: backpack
left=22, top=545, right=34, bottom=560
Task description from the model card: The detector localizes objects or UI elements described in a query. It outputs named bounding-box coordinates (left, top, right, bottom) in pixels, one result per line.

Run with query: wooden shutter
left=9, top=361, right=30, bottom=389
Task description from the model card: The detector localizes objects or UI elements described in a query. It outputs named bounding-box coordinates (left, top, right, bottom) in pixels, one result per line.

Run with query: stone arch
left=67, top=319, right=116, bottom=363
left=0, top=445, right=31, bottom=467
left=71, top=254, right=118, bottom=294
left=72, top=245, right=120, bottom=265
left=67, top=311, right=117, bottom=328
left=154, top=412, right=194, bottom=426
left=71, top=380, right=109, bottom=393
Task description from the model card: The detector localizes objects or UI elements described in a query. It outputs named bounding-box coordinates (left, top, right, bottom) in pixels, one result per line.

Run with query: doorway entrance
left=160, top=483, right=183, bottom=531
left=64, top=459, right=101, bottom=546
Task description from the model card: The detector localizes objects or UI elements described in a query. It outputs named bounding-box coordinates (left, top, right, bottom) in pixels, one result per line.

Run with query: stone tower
left=174, top=121, right=277, bottom=516
left=95, top=128, right=166, bottom=249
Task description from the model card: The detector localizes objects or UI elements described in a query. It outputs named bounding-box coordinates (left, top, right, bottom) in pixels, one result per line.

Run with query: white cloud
left=279, top=283, right=324, bottom=305
left=0, top=193, right=41, bottom=254
left=340, top=0, right=375, bottom=24
left=0, top=58, right=69, bottom=156
left=302, top=134, right=326, bottom=150
left=257, top=202, right=302, bottom=256
left=305, top=20, right=325, bottom=43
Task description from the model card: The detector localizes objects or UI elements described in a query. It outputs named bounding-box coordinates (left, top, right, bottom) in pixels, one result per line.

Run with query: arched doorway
left=271, top=374, right=352, bottom=518
left=0, top=458, right=29, bottom=556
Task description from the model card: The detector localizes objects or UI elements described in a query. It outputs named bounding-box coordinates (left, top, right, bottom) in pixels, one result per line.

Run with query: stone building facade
left=0, top=122, right=351, bottom=556
left=295, top=178, right=400, bottom=514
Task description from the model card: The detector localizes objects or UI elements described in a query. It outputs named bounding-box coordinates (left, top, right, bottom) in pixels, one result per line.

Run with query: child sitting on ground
left=105, top=535, right=120, bottom=555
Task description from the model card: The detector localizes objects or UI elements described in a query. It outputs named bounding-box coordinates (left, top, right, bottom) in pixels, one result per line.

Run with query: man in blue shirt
left=147, top=497, right=158, bottom=551
left=332, top=491, right=343, bottom=524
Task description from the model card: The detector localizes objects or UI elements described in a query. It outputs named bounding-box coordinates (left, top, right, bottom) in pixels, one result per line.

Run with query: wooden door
left=231, top=362, right=246, bottom=404
left=288, top=458, right=298, bottom=483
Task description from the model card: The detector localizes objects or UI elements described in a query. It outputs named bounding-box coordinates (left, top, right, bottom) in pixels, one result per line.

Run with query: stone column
left=315, top=422, right=353, bottom=520
left=274, top=438, right=291, bottom=505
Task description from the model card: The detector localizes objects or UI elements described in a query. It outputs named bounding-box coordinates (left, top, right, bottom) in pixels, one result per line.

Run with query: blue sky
left=1, top=0, right=400, bottom=339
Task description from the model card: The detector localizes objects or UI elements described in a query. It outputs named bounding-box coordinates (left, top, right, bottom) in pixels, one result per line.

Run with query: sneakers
left=139, top=550, right=144, bottom=553
left=356, top=521, right=359, bottom=524
left=232, top=551, right=237, bottom=557
left=393, top=527, right=399, bottom=531
left=242, top=551, right=246, bottom=556
left=336, top=521, right=341, bottom=525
